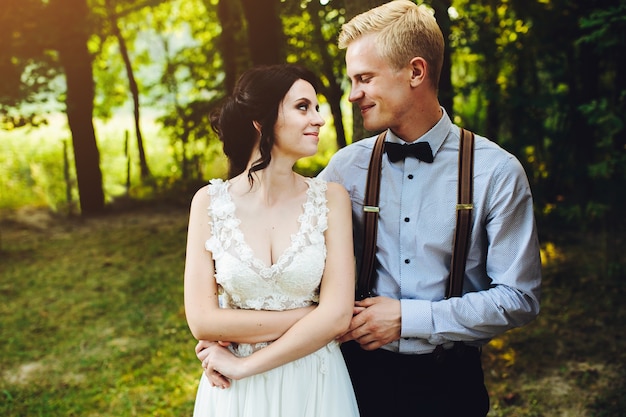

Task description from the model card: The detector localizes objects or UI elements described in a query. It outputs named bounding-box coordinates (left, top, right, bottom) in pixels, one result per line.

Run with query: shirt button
left=404, top=217, right=410, bottom=222
left=404, top=259, right=410, bottom=264
left=408, top=174, right=414, bottom=179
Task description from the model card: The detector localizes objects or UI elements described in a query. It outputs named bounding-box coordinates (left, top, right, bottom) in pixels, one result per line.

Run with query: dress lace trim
left=203, top=177, right=329, bottom=357
left=205, top=177, right=329, bottom=282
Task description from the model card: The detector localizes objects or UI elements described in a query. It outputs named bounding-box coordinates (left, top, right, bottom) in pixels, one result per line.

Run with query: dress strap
left=303, top=177, right=329, bottom=235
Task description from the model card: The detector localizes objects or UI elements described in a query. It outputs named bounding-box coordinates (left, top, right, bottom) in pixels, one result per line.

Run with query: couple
left=183, top=1, right=542, bottom=417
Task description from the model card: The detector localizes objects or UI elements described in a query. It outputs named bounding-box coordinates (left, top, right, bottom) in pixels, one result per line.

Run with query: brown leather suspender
left=446, top=128, right=475, bottom=298
left=356, top=130, right=387, bottom=300
left=356, top=128, right=475, bottom=300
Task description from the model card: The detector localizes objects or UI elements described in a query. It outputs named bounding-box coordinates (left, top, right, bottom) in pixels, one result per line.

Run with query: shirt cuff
left=400, top=299, right=433, bottom=338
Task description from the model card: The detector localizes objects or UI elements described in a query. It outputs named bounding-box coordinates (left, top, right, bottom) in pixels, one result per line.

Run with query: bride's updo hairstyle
left=210, top=64, right=320, bottom=183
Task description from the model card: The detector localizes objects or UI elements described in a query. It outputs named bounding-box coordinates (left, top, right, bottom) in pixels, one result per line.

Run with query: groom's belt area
left=384, top=341, right=481, bottom=362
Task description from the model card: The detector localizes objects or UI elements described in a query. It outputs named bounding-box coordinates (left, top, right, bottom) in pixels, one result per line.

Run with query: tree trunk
left=240, top=0, right=284, bottom=66
left=53, top=0, right=105, bottom=215
left=485, top=0, right=501, bottom=141
left=216, top=0, right=248, bottom=93
left=106, top=0, right=151, bottom=181
left=431, top=0, right=454, bottom=118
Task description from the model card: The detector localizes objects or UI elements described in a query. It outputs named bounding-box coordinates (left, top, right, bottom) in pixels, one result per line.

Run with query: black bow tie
left=384, top=142, right=434, bottom=163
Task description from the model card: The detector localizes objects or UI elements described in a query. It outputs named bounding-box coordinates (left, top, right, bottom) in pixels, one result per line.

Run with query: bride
left=183, top=64, right=359, bottom=417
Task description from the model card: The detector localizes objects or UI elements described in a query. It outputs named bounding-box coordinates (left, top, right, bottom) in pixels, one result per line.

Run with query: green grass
left=482, top=236, right=626, bottom=416
left=0, top=207, right=200, bottom=416
left=1, top=207, right=624, bottom=416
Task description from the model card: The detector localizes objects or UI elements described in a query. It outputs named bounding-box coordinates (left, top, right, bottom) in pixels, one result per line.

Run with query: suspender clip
left=364, top=206, right=380, bottom=213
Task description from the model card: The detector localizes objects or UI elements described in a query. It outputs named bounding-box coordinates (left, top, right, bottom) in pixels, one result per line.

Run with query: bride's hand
left=196, top=340, right=231, bottom=363
left=197, top=341, right=232, bottom=388
left=202, top=344, right=250, bottom=387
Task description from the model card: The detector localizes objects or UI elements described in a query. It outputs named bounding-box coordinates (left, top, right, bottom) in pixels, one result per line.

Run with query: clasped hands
left=195, top=296, right=401, bottom=388
left=337, top=296, right=401, bottom=350
left=195, top=340, right=242, bottom=389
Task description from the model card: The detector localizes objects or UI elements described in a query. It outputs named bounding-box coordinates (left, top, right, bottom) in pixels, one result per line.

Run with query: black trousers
left=341, top=341, right=490, bottom=417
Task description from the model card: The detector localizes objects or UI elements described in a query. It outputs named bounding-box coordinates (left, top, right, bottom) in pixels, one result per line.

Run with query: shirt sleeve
left=400, top=155, right=542, bottom=345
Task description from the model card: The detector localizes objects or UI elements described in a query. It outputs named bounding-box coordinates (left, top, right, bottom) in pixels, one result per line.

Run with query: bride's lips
left=304, top=132, right=319, bottom=141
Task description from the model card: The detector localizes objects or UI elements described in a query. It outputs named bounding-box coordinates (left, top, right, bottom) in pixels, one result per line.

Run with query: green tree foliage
left=0, top=0, right=61, bottom=128
left=1, top=0, right=624, bottom=238
left=149, top=0, right=225, bottom=182
left=340, top=0, right=389, bottom=141
left=575, top=1, right=626, bottom=276
left=282, top=0, right=348, bottom=148
left=447, top=0, right=625, bottom=279
left=576, top=2, right=626, bottom=219
left=0, top=0, right=105, bottom=214
left=103, top=0, right=153, bottom=181
left=89, top=0, right=225, bottom=183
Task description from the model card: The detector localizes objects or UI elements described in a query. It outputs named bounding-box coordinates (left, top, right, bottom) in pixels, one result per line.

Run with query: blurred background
left=1, top=0, right=624, bottom=416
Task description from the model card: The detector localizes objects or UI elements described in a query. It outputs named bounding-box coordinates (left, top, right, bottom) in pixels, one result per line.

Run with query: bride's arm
left=184, top=186, right=313, bottom=345
left=201, top=182, right=354, bottom=383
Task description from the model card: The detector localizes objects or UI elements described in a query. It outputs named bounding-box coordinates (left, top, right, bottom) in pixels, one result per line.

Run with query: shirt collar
left=385, top=107, right=452, bottom=160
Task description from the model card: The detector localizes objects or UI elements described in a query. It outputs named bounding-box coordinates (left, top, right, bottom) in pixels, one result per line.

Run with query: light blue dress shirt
left=318, top=109, right=541, bottom=354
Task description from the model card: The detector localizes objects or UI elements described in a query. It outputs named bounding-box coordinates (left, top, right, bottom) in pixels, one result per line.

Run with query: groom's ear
left=409, top=57, right=427, bottom=87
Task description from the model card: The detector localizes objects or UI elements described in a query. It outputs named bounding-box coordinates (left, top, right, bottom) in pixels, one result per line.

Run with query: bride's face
left=272, top=79, right=325, bottom=160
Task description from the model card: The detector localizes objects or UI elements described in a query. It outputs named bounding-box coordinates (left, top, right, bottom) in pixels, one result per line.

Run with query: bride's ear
left=252, top=120, right=262, bottom=134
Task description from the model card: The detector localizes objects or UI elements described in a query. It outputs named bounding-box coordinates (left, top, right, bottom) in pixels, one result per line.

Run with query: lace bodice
left=205, top=177, right=329, bottom=315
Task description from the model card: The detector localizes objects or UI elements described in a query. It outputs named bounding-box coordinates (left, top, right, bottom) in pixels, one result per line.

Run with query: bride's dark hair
left=210, top=64, right=320, bottom=183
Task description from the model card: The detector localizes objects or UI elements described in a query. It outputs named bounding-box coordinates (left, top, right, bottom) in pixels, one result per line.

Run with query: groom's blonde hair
left=338, top=0, right=444, bottom=89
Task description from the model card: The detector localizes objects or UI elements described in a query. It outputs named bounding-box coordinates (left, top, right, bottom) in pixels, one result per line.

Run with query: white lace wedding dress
left=192, top=177, right=359, bottom=417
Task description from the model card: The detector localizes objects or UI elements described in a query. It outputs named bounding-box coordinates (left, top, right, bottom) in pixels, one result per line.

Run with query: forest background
left=1, top=0, right=625, bottom=416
